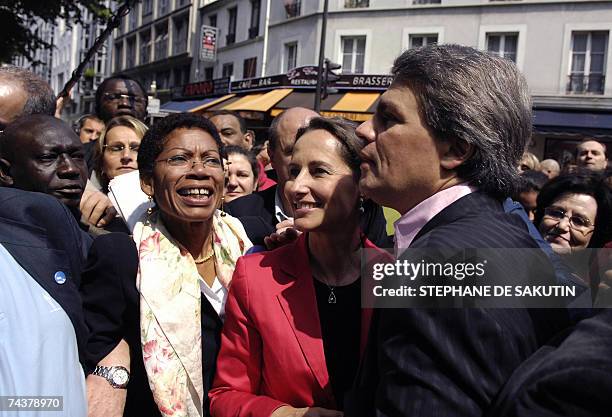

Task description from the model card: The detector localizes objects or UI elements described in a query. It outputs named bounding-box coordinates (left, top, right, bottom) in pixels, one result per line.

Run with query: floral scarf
left=133, top=210, right=252, bottom=417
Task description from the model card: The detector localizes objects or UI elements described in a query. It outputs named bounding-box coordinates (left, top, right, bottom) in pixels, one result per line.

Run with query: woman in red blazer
left=209, top=117, right=384, bottom=417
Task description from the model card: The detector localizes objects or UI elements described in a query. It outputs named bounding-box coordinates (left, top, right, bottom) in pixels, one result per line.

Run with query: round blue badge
left=54, top=271, right=67, bottom=285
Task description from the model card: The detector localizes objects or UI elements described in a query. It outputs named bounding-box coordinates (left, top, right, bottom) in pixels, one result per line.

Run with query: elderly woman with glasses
left=535, top=171, right=612, bottom=253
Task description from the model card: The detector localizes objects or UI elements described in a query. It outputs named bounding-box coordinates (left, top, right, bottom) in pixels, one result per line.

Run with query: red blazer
left=209, top=234, right=379, bottom=417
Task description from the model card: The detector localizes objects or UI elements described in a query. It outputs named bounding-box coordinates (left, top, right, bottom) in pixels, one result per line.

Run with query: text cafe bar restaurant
left=160, top=66, right=393, bottom=139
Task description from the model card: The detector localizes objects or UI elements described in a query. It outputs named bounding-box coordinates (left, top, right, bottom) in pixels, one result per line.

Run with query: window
left=204, top=67, right=214, bottom=80
left=344, top=0, right=369, bottom=7
left=341, top=36, right=366, bottom=74
left=243, top=57, right=257, bottom=78
left=114, top=42, right=123, bottom=72
left=284, top=42, right=297, bottom=71
left=173, top=17, right=189, bottom=54
left=284, top=0, right=301, bottom=18
left=209, top=14, right=217, bottom=27
left=142, top=0, right=153, bottom=16
left=158, top=0, right=169, bottom=16
left=249, top=0, right=260, bottom=39
left=140, top=31, right=151, bottom=64
left=177, top=0, right=190, bottom=6
left=222, top=63, right=234, bottom=78
left=409, top=34, right=438, bottom=48
left=129, top=8, right=137, bottom=30
left=568, top=31, right=608, bottom=94
left=126, top=37, right=136, bottom=68
left=413, top=0, right=441, bottom=4
left=227, top=7, right=237, bottom=45
left=486, top=33, right=518, bottom=62
left=154, top=24, right=168, bottom=60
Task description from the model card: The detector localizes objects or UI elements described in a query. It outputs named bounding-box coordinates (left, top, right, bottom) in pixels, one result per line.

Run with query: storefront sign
left=183, top=77, right=230, bottom=98
left=199, top=25, right=218, bottom=61
left=336, top=74, right=394, bottom=89
left=230, top=74, right=285, bottom=93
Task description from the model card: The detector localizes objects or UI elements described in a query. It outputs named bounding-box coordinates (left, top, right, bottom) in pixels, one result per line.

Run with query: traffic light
left=323, top=58, right=341, bottom=99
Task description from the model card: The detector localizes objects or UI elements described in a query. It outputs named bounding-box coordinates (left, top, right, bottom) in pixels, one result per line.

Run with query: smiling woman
left=535, top=171, right=612, bottom=253
left=91, top=112, right=254, bottom=417
left=209, top=118, right=387, bottom=417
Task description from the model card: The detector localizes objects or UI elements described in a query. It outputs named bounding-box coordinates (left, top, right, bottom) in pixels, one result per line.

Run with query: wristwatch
left=91, top=365, right=130, bottom=389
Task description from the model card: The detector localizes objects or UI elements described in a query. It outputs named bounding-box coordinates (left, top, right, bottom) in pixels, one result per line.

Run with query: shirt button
left=54, top=271, right=67, bottom=285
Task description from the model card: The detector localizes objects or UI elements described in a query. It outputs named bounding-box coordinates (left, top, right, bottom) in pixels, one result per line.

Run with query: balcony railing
left=248, top=27, right=259, bottom=39
left=226, top=33, right=235, bottom=45
left=567, top=74, right=605, bottom=94
left=345, top=0, right=369, bottom=7
left=413, top=0, right=441, bottom=4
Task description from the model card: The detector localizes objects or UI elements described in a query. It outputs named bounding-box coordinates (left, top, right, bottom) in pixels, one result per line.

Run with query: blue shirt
left=0, top=244, right=87, bottom=416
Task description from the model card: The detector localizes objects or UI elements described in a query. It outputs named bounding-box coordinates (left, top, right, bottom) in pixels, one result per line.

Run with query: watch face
left=112, top=368, right=129, bottom=386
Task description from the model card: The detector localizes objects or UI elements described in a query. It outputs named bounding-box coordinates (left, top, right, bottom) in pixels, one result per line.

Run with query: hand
left=264, top=219, right=301, bottom=250
left=87, top=339, right=130, bottom=417
left=80, top=189, right=117, bottom=228
left=271, top=406, right=343, bottom=417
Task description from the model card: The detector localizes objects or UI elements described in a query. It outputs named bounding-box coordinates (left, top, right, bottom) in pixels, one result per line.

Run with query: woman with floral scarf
left=83, top=113, right=252, bottom=417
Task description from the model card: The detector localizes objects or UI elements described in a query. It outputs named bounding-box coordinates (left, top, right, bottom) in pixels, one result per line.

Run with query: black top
left=313, top=277, right=361, bottom=410
left=81, top=233, right=222, bottom=417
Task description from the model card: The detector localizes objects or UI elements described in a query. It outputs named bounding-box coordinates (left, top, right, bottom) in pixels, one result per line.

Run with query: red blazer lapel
left=276, top=235, right=334, bottom=402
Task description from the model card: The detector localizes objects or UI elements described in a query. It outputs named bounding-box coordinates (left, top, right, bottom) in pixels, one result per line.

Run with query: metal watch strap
left=92, top=365, right=128, bottom=389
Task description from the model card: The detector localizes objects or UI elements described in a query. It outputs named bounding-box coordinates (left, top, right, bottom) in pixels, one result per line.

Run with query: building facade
left=12, top=4, right=113, bottom=120
left=108, top=0, right=612, bottom=158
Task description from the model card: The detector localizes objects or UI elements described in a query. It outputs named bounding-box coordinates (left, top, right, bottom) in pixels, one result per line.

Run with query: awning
left=534, top=110, right=612, bottom=132
left=160, top=94, right=235, bottom=113
left=207, top=89, right=293, bottom=112
left=271, top=91, right=380, bottom=121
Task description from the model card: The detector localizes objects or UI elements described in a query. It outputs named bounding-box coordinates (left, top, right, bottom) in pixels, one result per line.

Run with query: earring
left=147, top=195, right=154, bottom=216
left=359, top=197, right=365, bottom=214
left=220, top=196, right=227, bottom=217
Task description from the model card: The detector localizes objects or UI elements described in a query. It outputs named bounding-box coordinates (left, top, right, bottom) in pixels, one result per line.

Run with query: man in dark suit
left=0, top=187, right=91, bottom=413
left=349, top=44, right=570, bottom=416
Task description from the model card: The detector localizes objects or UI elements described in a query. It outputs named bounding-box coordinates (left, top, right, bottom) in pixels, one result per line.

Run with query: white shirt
left=274, top=187, right=292, bottom=223
left=200, top=277, right=228, bottom=321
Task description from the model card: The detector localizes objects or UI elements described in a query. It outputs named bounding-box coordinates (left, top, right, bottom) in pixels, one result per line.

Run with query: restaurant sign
left=199, top=25, right=218, bottom=62
left=183, top=77, right=230, bottom=98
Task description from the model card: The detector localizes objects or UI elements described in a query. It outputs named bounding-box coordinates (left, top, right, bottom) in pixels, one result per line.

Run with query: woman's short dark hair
left=295, top=117, right=364, bottom=179
left=535, top=171, right=612, bottom=248
left=225, top=145, right=260, bottom=180
left=138, top=113, right=225, bottom=181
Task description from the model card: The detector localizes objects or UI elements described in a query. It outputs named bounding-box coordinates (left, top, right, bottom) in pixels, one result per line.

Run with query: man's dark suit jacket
left=226, top=185, right=393, bottom=248
left=348, top=192, right=570, bottom=417
left=0, top=187, right=92, bottom=371
left=486, top=308, right=612, bottom=417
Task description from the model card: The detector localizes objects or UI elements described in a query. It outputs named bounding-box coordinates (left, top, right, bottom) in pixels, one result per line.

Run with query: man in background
left=76, top=114, right=105, bottom=144
left=576, top=139, right=608, bottom=172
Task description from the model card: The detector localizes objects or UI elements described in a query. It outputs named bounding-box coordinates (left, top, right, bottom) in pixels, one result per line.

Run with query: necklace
left=194, top=249, right=214, bottom=264
left=320, top=277, right=337, bottom=304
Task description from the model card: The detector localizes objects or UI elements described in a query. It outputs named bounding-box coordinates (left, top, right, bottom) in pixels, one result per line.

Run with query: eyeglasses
left=543, top=207, right=595, bottom=232
left=104, top=143, right=140, bottom=154
left=155, top=155, right=222, bottom=169
left=102, top=92, right=146, bottom=104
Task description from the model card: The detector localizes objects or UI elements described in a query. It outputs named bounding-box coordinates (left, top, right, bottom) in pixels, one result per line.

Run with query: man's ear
left=440, top=138, right=474, bottom=171
left=244, top=130, right=255, bottom=150
left=140, top=175, right=154, bottom=197
left=0, top=158, right=14, bottom=187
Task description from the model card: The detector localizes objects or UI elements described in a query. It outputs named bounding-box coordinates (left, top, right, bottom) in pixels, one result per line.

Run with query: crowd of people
left=0, top=43, right=611, bottom=417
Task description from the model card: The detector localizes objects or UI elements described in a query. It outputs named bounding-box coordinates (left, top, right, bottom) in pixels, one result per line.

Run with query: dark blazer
left=0, top=187, right=92, bottom=371
left=348, top=192, right=570, bottom=417
left=485, top=308, right=612, bottom=417
left=209, top=234, right=376, bottom=417
left=81, top=232, right=223, bottom=417
left=226, top=186, right=393, bottom=248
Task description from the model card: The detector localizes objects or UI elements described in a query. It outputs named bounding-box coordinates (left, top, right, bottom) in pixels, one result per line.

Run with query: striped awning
left=161, top=94, right=235, bottom=113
